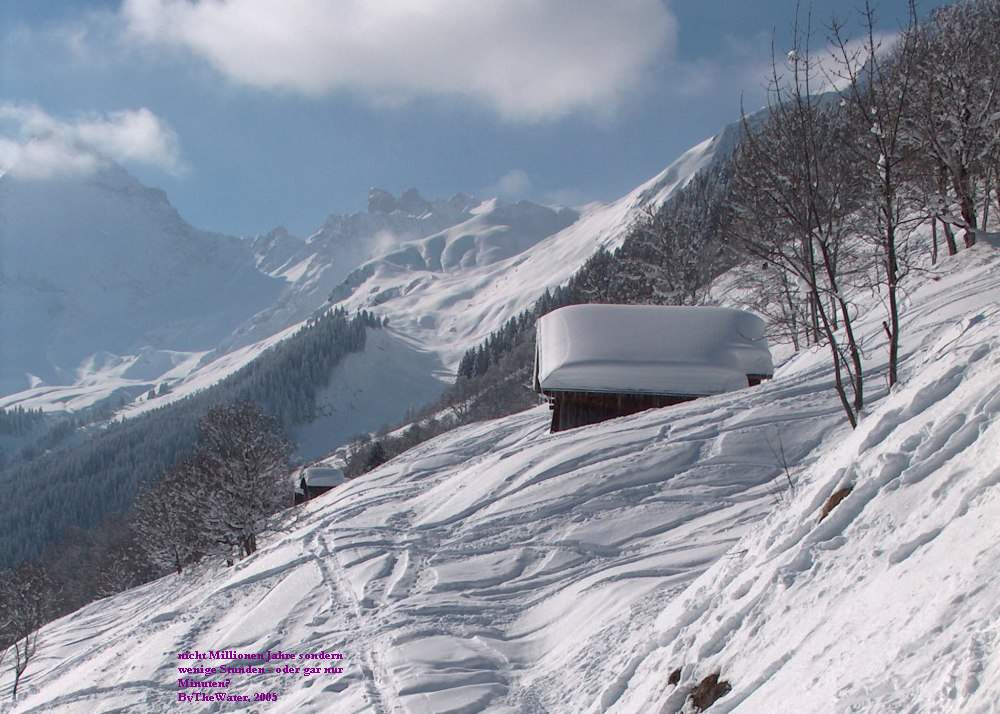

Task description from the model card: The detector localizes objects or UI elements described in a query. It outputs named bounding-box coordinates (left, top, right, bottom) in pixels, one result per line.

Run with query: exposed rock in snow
left=367, top=187, right=398, bottom=214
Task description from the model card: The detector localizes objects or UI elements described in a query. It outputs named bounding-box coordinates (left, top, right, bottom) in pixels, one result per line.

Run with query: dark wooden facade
left=294, top=477, right=339, bottom=504
left=548, top=390, right=699, bottom=433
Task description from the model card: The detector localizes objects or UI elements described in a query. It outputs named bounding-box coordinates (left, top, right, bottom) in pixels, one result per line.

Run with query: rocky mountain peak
left=397, top=188, right=431, bottom=215
left=367, top=187, right=434, bottom=217
left=367, top=187, right=397, bottom=214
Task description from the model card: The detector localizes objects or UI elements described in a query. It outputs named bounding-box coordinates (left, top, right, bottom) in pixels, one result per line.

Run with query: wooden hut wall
left=550, top=391, right=697, bottom=432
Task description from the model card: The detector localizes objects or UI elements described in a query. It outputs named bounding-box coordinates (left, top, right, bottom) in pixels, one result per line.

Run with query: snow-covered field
left=5, top=234, right=997, bottom=712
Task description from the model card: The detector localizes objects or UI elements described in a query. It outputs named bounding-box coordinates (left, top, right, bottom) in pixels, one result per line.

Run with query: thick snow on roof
left=535, top=304, right=773, bottom=396
left=303, top=466, right=345, bottom=487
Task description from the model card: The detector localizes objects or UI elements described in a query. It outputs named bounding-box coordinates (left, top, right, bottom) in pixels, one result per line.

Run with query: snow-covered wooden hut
left=294, top=465, right=346, bottom=503
left=533, top=305, right=773, bottom=432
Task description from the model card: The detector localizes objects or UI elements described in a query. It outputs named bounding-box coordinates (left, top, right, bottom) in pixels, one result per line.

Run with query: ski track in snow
left=4, top=366, right=828, bottom=713
left=4, top=238, right=999, bottom=713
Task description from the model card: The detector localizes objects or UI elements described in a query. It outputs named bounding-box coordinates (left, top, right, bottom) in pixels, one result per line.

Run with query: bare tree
left=0, top=563, right=52, bottom=701
left=906, top=0, right=1000, bottom=247
left=131, top=460, right=206, bottom=575
left=729, top=11, right=867, bottom=427
left=830, top=1, right=922, bottom=387
left=94, top=545, right=146, bottom=598
left=195, top=402, right=293, bottom=558
left=730, top=259, right=813, bottom=350
left=624, top=170, right=732, bottom=306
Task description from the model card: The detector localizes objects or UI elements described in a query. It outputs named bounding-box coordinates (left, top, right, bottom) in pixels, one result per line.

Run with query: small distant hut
left=533, top=305, right=773, bottom=432
left=294, top=466, right=346, bottom=504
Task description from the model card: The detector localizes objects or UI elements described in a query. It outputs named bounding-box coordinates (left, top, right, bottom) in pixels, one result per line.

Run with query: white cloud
left=736, top=31, right=902, bottom=100
left=813, top=31, right=900, bottom=93
left=0, top=136, right=101, bottom=180
left=120, top=0, right=676, bottom=122
left=650, top=28, right=902, bottom=118
left=492, top=169, right=533, bottom=198
left=542, top=187, right=591, bottom=207
left=0, top=104, right=183, bottom=180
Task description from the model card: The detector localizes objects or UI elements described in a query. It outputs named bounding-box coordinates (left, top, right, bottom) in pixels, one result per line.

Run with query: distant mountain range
left=0, top=121, right=740, bottom=458
left=0, top=164, right=281, bottom=395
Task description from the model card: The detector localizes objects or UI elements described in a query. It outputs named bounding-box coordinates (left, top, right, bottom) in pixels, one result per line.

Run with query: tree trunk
left=931, top=218, right=939, bottom=265
left=982, top=171, right=991, bottom=229
left=882, top=178, right=900, bottom=388
left=963, top=226, right=977, bottom=249
left=814, top=291, right=857, bottom=429
left=242, top=533, right=257, bottom=557
left=817, top=238, right=864, bottom=415
left=806, top=236, right=821, bottom=344
left=954, top=169, right=978, bottom=247
left=886, top=232, right=900, bottom=387
left=943, top=221, right=959, bottom=256
left=13, top=643, right=27, bottom=701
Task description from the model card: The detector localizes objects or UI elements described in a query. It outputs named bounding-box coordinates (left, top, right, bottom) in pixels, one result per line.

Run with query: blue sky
left=1, top=0, right=932, bottom=237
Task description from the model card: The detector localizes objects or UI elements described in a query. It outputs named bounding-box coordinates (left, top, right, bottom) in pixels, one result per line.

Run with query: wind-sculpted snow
left=8, top=195, right=997, bottom=714
left=5, top=320, right=840, bottom=712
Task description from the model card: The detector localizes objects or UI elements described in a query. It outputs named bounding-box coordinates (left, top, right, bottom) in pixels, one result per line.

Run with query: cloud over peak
left=0, top=104, right=183, bottom=180
left=121, top=0, right=676, bottom=121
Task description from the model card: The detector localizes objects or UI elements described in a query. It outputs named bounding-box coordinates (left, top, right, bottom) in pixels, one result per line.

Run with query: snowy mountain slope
left=332, top=133, right=723, bottom=372
left=0, top=184, right=474, bottom=414
left=0, top=165, right=283, bottom=397
left=11, top=233, right=996, bottom=713
left=290, top=328, right=451, bottom=460
left=604, top=237, right=1000, bottom=714
left=0, top=129, right=724, bottom=437
left=3, top=325, right=448, bottom=470
left=0, top=192, right=464, bottom=417
left=0, top=310, right=314, bottom=418
left=351, top=199, right=578, bottom=274
left=0, top=194, right=575, bottom=424
left=219, top=189, right=482, bottom=355
left=3, top=374, right=833, bottom=714
left=0, top=347, right=204, bottom=414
